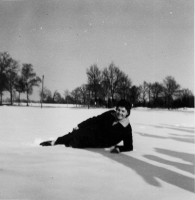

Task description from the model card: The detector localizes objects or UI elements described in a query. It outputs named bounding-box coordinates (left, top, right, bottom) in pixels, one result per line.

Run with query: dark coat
left=55, top=110, right=133, bottom=152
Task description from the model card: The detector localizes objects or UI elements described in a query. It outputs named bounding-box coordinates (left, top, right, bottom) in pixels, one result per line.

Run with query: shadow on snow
left=135, top=123, right=195, bottom=134
left=86, top=148, right=194, bottom=193
left=134, top=131, right=194, bottom=144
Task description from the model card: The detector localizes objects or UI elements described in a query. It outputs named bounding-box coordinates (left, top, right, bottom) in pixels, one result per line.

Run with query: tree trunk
left=0, top=93, right=2, bottom=105
left=18, top=92, right=20, bottom=106
left=88, top=91, right=90, bottom=109
left=167, top=95, right=170, bottom=109
left=27, top=92, right=29, bottom=106
left=111, top=92, right=114, bottom=106
left=148, top=90, right=151, bottom=107
left=10, top=90, right=13, bottom=105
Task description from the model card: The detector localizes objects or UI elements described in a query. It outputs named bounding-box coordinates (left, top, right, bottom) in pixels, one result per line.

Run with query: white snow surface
left=0, top=105, right=194, bottom=200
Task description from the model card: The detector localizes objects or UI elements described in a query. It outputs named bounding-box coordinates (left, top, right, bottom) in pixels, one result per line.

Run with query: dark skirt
left=55, top=126, right=108, bottom=148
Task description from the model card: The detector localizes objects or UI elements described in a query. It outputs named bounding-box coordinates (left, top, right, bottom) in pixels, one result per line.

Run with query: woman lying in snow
left=40, top=99, right=133, bottom=153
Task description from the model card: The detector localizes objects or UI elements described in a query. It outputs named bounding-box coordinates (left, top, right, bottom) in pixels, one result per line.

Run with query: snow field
left=0, top=106, right=194, bottom=200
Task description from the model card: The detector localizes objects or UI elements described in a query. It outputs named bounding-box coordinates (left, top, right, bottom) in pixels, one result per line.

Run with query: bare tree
left=146, top=82, right=152, bottom=107
left=71, top=87, right=81, bottom=106
left=15, top=75, right=26, bottom=105
left=5, top=58, right=19, bottom=105
left=117, top=72, right=132, bottom=100
left=86, top=64, right=102, bottom=102
left=102, top=62, right=122, bottom=104
left=64, top=89, right=70, bottom=104
left=52, top=90, right=61, bottom=103
left=0, top=52, right=19, bottom=105
left=139, top=81, right=148, bottom=106
left=178, top=88, right=194, bottom=108
left=101, top=71, right=110, bottom=107
left=21, top=64, right=41, bottom=106
left=163, top=76, right=180, bottom=109
left=150, top=82, right=163, bottom=107
left=78, top=84, right=88, bottom=105
left=129, top=85, right=141, bottom=106
left=0, top=52, right=12, bottom=104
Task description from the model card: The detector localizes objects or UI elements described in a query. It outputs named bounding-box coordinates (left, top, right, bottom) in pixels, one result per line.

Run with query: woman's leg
left=40, top=140, right=55, bottom=146
left=54, top=131, right=77, bottom=147
left=40, top=131, right=77, bottom=147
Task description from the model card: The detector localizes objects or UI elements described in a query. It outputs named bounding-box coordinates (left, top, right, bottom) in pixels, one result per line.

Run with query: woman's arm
left=115, top=125, right=133, bottom=152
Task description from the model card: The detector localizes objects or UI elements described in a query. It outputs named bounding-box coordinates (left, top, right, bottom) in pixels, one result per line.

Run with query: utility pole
left=41, top=75, right=44, bottom=108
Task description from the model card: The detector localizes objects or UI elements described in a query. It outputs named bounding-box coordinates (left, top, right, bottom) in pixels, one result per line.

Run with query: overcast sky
left=0, top=0, right=194, bottom=100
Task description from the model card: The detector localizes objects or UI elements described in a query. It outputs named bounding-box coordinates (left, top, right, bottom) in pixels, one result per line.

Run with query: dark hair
left=116, top=99, right=132, bottom=116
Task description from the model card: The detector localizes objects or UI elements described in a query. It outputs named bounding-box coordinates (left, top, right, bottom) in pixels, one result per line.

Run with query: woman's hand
left=73, top=126, right=79, bottom=131
left=110, top=147, right=120, bottom=154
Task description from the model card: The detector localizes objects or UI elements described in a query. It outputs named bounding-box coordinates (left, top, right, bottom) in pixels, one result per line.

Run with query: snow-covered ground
left=0, top=105, right=194, bottom=200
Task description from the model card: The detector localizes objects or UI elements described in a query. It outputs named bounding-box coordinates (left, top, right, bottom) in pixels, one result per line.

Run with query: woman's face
left=116, top=106, right=128, bottom=120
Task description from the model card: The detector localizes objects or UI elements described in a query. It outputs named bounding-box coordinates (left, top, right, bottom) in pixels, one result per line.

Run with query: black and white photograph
left=0, top=0, right=194, bottom=199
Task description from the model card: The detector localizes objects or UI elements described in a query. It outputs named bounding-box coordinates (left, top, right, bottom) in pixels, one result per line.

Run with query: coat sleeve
left=115, top=125, right=133, bottom=152
left=77, top=110, right=113, bottom=128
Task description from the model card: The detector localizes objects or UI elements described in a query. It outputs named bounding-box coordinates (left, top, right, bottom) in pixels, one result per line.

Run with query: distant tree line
left=40, top=63, right=194, bottom=109
left=0, top=51, right=194, bottom=108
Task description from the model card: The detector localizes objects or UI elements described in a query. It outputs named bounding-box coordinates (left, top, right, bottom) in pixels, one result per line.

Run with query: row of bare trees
left=71, top=63, right=194, bottom=108
left=86, top=63, right=133, bottom=107
left=40, top=62, right=194, bottom=108
left=1, top=51, right=194, bottom=108
left=40, top=63, right=134, bottom=107
left=0, top=52, right=41, bottom=106
left=138, top=78, right=194, bottom=108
